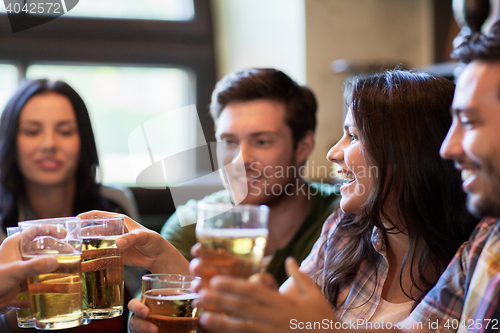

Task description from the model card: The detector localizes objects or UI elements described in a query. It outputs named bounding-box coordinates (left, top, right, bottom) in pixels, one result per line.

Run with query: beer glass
left=141, top=274, right=200, bottom=333
left=79, top=215, right=125, bottom=319
left=19, top=217, right=83, bottom=330
left=195, top=202, right=269, bottom=287
left=6, top=226, right=34, bottom=328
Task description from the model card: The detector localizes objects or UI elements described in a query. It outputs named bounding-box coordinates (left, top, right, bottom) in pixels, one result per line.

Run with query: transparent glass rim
left=142, top=274, right=200, bottom=283
left=18, top=217, right=80, bottom=226
left=78, top=215, right=125, bottom=223
left=197, top=202, right=269, bottom=213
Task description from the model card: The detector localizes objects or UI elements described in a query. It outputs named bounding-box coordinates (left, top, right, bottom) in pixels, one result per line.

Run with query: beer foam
left=146, top=292, right=199, bottom=301
left=196, top=228, right=268, bottom=238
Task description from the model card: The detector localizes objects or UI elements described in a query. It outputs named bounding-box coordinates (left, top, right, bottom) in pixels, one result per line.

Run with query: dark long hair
left=321, top=70, right=478, bottom=309
left=0, top=79, right=111, bottom=230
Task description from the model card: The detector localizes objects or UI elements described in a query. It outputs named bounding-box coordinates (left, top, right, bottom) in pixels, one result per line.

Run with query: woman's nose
left=41, top=131, right=56, bottom=151
left=327, top=140, right=344, bottom=163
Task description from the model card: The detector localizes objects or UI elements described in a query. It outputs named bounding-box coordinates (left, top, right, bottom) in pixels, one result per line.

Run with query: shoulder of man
left=465, top=217, right=500, bottom=250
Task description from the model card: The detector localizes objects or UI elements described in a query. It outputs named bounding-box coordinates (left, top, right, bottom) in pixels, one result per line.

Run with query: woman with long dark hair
left=0, top=79, right=136, bottom=233
left=174, top=70, right=479, bottom=332
left=0, top=79, right=139, bottom=333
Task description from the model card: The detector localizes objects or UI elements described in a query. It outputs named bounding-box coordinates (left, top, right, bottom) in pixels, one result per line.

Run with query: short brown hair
left=209, top=68, right=317, bottom=149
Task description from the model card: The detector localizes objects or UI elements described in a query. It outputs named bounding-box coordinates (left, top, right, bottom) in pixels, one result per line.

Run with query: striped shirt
left=410, top=217, right=500, bottom=333
left=301, top=213, right=396, bottom=321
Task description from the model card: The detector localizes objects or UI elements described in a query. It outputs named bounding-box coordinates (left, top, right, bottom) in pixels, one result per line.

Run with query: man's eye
left=222, top=138, right=237, bottom=145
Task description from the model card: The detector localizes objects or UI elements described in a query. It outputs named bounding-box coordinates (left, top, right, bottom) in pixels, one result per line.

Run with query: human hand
left=0, top=234, right=58, bottom=313
left=78, top=210, right=189, bottom=274
left=128, top=298, right=157, bottom=333
left=196, top=257, right=340, bottom=333
left=190, top=242, right=278, bottom=292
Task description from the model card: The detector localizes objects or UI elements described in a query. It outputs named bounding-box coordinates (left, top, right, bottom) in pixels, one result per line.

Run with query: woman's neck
left=380, top=214, right=416, bottom=303
left=23, top=179, right=76, bottom=219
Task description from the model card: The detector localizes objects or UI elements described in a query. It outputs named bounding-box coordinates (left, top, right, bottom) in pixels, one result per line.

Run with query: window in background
left=0, top=0, right=195, bottom=20
left=0, top=63, right=19, bottom=111
left=27, top=64, right=193, bottom=185
left=64, top=0, right=194, bottom=21
left=0, top=0, right=215, bottom=190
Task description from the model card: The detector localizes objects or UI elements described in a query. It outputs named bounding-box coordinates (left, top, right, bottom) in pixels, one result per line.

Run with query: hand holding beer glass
left=195, top=202, right=269, bottom=288
left=141, top=274, right=200, bottom=333
left=79, top=215, right=125, bottom=320
left=6, top=226, right=35, bottom=328
left=19, top=217, right=83, bottom=330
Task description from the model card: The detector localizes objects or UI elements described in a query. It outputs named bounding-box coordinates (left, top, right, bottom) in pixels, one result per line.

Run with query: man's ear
left=295, top=130, right=315, bottom=165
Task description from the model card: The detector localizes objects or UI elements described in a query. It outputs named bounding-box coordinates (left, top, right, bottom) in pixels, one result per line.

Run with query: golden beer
left=81, top=236, right=124, bottom=319
left=196, top=228, right=268, bottom=287
left=14, top=291, right=33, bottom=327
left=25, top=254, right=83, bottom=330
left=141, top=289, right=199, bottom=333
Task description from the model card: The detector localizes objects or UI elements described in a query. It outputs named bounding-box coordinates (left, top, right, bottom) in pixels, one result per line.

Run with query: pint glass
left=195, top=202, right=269, bottom=287
left=79, top=215, right=125, bottom=319
left=141, top=274, right=200, bottom=333
left=19, top=217, right=83, bottom=330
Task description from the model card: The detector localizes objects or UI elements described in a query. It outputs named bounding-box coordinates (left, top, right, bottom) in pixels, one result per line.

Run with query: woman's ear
left=295, top=130, right=315, bottom=165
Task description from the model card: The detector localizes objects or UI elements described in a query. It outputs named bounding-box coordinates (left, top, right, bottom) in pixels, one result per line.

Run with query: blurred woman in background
left=0, top=79, right=140, bottom=333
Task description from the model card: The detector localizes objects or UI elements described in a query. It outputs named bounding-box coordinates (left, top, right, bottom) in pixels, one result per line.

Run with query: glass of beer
left=79, top=215, right=125, bottom=320
left=6, top=226, right=34, bottom=328
left=19, top=217, right=83, bottom=330
left=195, top=202, right=269, bottom=287
left=141, top=274, right=200, bottom=333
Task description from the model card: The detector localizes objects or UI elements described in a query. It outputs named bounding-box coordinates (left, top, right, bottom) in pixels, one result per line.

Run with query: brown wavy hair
left=320, top=70, right=478, bottom=310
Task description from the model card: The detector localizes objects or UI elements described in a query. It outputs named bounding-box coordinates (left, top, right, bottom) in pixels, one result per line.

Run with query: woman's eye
left=21, top=129, right=39, bottom=136
left=459, top=116, right=474, bottom=128
left=349, top=134, right=358, bottom=142
left=58, top=128, right=77, bottom=136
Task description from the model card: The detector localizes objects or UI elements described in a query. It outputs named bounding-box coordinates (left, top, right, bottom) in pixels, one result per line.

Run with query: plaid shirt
left=300, top=213, right=392, bottom=321
left=410, top=218, right=500, bottom=333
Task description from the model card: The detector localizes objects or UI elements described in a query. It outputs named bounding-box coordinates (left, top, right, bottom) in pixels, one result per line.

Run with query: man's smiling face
left=440, top=61, right=500, bottom=218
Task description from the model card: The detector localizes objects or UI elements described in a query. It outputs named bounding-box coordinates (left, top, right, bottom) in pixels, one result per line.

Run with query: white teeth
left=337, top=171, right=355, bottom=181
left=461, top=169, right=474, bottom=181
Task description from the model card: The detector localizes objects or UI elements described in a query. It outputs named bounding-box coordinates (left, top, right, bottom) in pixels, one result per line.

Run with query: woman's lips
left=36, top=159, right=62, bottom=170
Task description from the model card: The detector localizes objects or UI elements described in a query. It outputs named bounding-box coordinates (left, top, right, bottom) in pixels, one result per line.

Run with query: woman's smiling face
left=327, top=111, right=376, bottom=215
